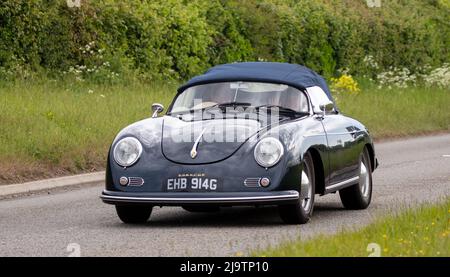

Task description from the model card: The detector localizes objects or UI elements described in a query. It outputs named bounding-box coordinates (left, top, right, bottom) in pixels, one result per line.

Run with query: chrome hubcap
left=360, top=161, right=370, bottom=198
left=301, top=170, right=312, bottom=212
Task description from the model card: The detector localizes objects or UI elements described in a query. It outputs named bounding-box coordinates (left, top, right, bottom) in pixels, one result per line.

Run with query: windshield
left=169, top=82, right=309, bottom=114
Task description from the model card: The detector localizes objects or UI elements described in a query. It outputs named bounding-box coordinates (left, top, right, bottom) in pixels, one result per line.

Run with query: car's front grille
left=244, top=178, right=261, bottom=187
left=128, top=177, right=144, bottom=186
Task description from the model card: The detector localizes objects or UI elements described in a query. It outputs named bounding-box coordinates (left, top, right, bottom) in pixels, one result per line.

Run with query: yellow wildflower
left=330, top=74, right=360, bottom=95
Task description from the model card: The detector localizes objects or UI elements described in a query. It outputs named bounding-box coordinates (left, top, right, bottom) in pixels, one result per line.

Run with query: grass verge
left=0, top=80, right=449, bottom=184
left=254, top=199, right=450, bottom=257
left=0, top=81, right=176, bottom=184
left=338, top=84, right=450, bottom=139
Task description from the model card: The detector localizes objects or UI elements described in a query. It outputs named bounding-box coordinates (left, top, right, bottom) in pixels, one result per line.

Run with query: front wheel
left=279, top=152, right=315, bottom=224
left=339, top=147, right=373, bottom=209
left=115, top=205, right=153, bottom=224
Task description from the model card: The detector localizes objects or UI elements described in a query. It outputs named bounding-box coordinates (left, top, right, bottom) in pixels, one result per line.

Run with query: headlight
left=254, top=137, right=284, bottom=168
left=113, top=137, right=143, bottom=167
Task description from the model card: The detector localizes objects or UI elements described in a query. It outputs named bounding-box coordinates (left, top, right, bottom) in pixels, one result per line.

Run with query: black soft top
left=178, top=62, right=334, bottom=101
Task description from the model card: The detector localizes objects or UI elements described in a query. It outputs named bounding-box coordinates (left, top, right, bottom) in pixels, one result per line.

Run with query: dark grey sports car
left=101, top=62, right=378, bottom=224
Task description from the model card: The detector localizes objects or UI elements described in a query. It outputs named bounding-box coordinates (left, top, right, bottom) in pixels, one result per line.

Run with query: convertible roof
left=178, top=62, right=334, bottom=101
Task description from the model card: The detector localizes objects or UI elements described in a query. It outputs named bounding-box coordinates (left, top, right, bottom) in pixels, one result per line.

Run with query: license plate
left=166, top=177, right=221, bottom=192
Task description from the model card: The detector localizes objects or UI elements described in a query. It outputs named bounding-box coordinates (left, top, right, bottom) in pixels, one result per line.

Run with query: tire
left=339, top=147, right=373, bottom=209
left=182, top=206, right=220, bottom=213
left=279, top=152, right=315, bottom=224
left=115, top=205, right=153, bottom=224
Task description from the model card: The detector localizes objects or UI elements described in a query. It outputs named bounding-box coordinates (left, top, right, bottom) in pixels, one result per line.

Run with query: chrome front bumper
left=100, top=190, right=299, bottom=206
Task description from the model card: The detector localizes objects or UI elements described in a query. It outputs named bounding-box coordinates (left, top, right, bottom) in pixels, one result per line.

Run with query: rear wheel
left=279, top=152, right=315, bottom=224
left=339, top=147, right=372, bottom=209
left=115, top=205, right=152, bottom=224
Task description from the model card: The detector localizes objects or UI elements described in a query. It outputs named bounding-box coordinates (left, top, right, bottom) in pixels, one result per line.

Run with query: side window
left=307, top=86, right=334, bottom=114
left=280, top=87, right=309, bottom=113
left=299, top=91, right=309, bottom=112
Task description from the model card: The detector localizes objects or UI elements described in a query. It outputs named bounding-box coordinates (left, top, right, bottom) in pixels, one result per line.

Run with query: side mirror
left=318, top=100, right=334, bottom=116
left=151, top=103, right=164, bottom=118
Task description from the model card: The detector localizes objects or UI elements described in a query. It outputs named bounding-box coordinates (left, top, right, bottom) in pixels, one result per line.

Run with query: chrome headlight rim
left=254, top=137, right=284, bottom=168
left=113, top=137, right=143, bottom=167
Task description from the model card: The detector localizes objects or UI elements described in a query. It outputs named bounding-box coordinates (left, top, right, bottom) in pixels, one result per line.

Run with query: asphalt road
left=1, top=134, right=449, bottom=257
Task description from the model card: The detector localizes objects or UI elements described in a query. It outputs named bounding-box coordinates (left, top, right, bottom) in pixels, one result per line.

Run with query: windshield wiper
left=254, top=105, right=309, bottom=117
left=167, top=102, right=251, bottom=116
left=211, top=102, right=252, bottom=109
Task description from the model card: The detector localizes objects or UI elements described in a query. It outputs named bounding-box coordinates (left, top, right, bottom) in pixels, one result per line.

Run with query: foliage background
left=1, top=0, right=449, bottom=81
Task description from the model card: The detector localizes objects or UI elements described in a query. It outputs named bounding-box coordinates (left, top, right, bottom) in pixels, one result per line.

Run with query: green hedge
left=0, top=0, right=449, bottom=81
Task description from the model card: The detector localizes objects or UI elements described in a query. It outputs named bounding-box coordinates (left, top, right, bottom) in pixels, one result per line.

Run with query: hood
left=161, top=115, right=275, bottom=164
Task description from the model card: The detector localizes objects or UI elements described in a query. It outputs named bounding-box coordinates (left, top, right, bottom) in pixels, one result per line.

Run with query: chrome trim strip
left=101, top=191, right=299, bottom=203
left=326, top=176, right=359, bottom=192
left=190, top=128, right=206, bottom=159
left=303, top=131, right=359, bottom=138
left=303, top=133, right=326, bottom=138
left=324, top=131, right=359, bottom=136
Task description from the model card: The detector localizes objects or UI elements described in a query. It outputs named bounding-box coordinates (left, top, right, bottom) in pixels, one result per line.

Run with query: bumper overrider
left=100, top=190, right=299, bottom=206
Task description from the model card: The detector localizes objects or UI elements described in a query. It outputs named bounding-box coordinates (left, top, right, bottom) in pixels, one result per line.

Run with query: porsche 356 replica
left=101, top=62, right=378, bottom=224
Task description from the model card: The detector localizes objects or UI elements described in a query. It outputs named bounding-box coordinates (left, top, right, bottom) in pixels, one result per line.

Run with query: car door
left=320, top=114, right=361, bottom=186
left=307, top=86, right=360, bottom=188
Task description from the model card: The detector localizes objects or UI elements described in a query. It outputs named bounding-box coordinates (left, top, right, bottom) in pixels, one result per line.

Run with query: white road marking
left=443, top=155, right=450, bottom=158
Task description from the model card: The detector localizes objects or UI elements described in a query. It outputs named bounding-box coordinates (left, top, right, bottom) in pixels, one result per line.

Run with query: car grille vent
left=244, top=178, right=261, bottom=187
left=128, top=177, right=144, bottom=186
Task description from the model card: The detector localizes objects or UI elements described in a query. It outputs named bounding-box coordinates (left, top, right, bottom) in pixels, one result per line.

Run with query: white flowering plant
left=420, top=64, right=450, bottom=89
left=0, top=56, right=37, bottom=82
left=375, top=64, right=450, bottom=89
left=376, top=67, right=417, bottom=89
left=358, top=54, right=450, bottom=90
left=62, top=41, right=123, bottom=84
